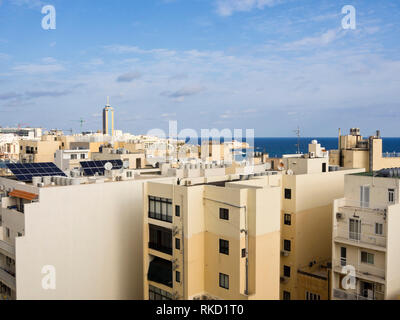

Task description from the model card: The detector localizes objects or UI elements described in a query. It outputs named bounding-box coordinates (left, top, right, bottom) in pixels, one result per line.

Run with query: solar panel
left=6, top=162, right=67, bottom=182
left=80, top=160, right=123, bottom=176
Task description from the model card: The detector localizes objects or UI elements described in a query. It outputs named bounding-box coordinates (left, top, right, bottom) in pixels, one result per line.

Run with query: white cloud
left=12, top=63, right=64, bottom=74
left=215, top=0, right=282, bottom=16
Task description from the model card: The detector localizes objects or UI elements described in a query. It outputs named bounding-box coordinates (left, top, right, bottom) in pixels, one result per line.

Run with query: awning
left=9, top=189, right=38, bottom=201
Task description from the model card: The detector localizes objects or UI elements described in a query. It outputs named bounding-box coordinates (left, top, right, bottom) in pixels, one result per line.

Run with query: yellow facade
left=143, top=175, right=281, bottom=300
left=279, top=161, right=364, bottom=300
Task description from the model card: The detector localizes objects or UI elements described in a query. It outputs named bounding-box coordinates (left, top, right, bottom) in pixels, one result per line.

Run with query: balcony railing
left=0, top=240, right=15, bottom=258
left=148, top=242, right=172, bottom=255
left=148, top=212, right=173, bottom=223
left=0, top=267, right=16, bottom=291
left=333, top=227, right=386, bottom=248
left=333, top=288, right=372, bottom=300
left=333, top=260, right=385, bottom=281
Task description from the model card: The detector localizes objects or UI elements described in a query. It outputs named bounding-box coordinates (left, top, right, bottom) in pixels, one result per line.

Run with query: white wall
left=15, top=176, right=172, bottom=300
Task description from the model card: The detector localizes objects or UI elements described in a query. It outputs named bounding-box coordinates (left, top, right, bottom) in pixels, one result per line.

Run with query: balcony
left=333, top=227, right=386, bottom=249
left=333, top=288, right=371, bottom=300
left=148, top=257, right=173, bottom=288
left=149, top=242, right=172, bottom=255
left=333, top=260, right=385, bottom=282
left=0, top=240, right=15, bottom=259
left=0, top=267, right=16, bottom=291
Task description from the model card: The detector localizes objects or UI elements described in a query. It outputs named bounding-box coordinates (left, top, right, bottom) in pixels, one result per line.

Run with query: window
left=219, top=208, right=229, bottom=220
left=219, top=273, right=229, bottom=289
left=175, top=205, right=180, bottom=217
left=361, top=252, right=374, bottom=265
left=388, top=189, right=395, bottom=203
left=284, top=188, right=292, bottom=200
left=283, top=291, right=291, bottom=300
left=284, top=265, right=291, bottom=278
left=6, top=257, right=13, bottom=266
left=176, top=271, right=181, bottom=283
left=284, top=240, right=291, bottom=252
left=70, top=154, right=78, bottom=160
left=80, top=154, right=86, bottom=159
left=241, top=248, right=246, bottom=258
left=219, top=239, right=229, bottom=255
left=175, top=238, right=181, bottom=250
left=149, top=285, right=172, bottom=300
left=148, top=196, right=173, bottom=223
left=306, top=291, right=321, bottom=300
left=322, top=163, right=327, bottom=173
left=360, top=186, right=370, bottom=208
left=6, top=227, right=10, bottom=238
left=349, top=218, right=361, bottom=240
left=375, top=223, right=383, bottom=235
left=284, top=213, right=292, bottom=226
left=149, top=225, right=172, bottom=255
left=340, top=247, right=347, bottom=266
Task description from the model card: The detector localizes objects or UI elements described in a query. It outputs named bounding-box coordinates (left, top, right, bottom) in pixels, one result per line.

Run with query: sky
left=0, top=0, right=399, bottom=137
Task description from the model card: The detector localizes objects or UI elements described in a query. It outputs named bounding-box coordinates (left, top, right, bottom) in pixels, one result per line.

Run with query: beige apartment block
left=332, top=171, right=400, bottom=300
left=19, top=138, right=62, bottom=163
left=143, top=173, right=281, bottom=300
left=330, top=128, right=400, bottom=172
left=279, top=141, right=364, bottom=300
left=0, top=172, right=173, bottom=300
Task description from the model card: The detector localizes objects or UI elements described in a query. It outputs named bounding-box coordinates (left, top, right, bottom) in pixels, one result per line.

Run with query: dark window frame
left=283, top=291, right=291, bottom=300
left=219, top=273, right=229, bottom=290
left=284, top=265, right=291, bottom=278
left=148, top=196, right=173, bottom=223
left=219, top=239, right=229, bottom=255
left=284, top=188, right=292, bottom=200
left=284, top=240, right=291, bottom=252
left=284, top=213, right=292, bottom=225
left=219, top=208, right=229, bottom=220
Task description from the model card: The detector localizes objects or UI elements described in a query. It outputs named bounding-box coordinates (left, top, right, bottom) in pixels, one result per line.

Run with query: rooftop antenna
left=294, top=126, right=301, bottom=154
left=106, top=96, right=110, bottom=107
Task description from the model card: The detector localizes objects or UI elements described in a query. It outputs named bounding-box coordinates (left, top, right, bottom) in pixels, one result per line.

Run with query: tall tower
left=102, top=96, right=114, bottom=136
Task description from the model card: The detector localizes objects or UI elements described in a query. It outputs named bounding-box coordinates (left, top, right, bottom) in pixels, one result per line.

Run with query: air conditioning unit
left=280, top=276, right=289, bottom=284
left=281, top=250, right=289, bottom=257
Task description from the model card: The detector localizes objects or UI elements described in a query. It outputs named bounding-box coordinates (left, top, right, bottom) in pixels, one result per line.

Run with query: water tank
left=43, top=176, right=52, bottom=186
left=32, top=176, right=42, bottom=186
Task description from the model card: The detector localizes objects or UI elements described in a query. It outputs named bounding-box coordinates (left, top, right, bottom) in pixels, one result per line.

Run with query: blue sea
left=253, top=137, right=400, bottom=158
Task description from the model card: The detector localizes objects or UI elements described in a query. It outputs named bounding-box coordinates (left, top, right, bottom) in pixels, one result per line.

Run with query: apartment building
left=0, top=167, right=173, bottom=300
left=143, top=172, right=281, bottom=300
left=91, top=147, right=145, bottom=169
left=0, top=134, right=19, bottom=161
left=279, top=140, right=364, bottom=300
left=19, top=136, right=62, bottom=163
left=330, top=128, right=400, bottom=172
left=332, top=170, right=400, bottom=300
left=54, top=149, right=90, bottom=171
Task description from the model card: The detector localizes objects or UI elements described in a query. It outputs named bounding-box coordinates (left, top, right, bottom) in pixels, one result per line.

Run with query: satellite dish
left=104, top=162, right=113, bottom=171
